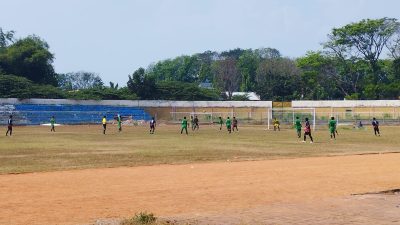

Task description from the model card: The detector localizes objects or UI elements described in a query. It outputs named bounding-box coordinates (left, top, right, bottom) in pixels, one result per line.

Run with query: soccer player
left=117, top=114, right=122, bottom=132
left=372, top=117, right=380, bottom=136
left=149, top=117, right=156, bottom=134
left=273, top=118, right=280, bottom=131
left=218, top=116, right=223, bottom=130
left=181, top=116, right=188, bottom=135
left=190, top=115, right=194, bottom=130
left=102, top=116, right=107, bottom=135
left=232, top=117, right=238, bottom=132
left=303, top=118, right=313, bottom=143
left=193, top=115, right=199, bottom=131
left=6, top=115, right=13, bottom=136
left=329, top=117, right=337, bottom=140
left=226, top=116, right=232, bottom=133
left=50, top=116, right=56, bottom=132
left=294, top=116, right=302, bottom=138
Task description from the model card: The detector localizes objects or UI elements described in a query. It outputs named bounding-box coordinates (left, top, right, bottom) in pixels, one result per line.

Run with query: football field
left=1, top=125, right=400, bottom=225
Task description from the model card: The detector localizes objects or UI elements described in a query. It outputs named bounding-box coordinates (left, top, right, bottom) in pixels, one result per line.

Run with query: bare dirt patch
left=1, top=153, right=400, bottom=225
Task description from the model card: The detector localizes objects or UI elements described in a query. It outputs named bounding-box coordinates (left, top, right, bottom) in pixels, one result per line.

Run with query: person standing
left=218, top=116, right=224, bottom=130
left=193, top=115, right=199, bottom=131
left=329, top=117, right=337, bottom=140
left=294, top=117, right=302, bottom=138
left=273, top=118, right=280, bottom=131
left=303, top=118, right=314, bottom=143
left=226, top=116, right=232, bottom=133
left=102, top=116, right=107, bottom=135
left=149, top=117, right=156, bottom=134
left=50, top=116, right=56, bottom=132
left=6, top=115, right=13, bottom=136
left=117, top=114, right=122, bottom=132
left=372, top=117, right=380, bottom=136
left=232, top=117, right=239, bottom=132
left=181, top=116, right=188, bottom=135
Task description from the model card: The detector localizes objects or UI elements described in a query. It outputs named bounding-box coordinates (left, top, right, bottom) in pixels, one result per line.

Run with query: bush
left=120, top=212, right=157, bottom=225
left=65, top=87, right=138, bottom=100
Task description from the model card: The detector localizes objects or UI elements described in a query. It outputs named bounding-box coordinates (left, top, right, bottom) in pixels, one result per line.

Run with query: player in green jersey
left=226, top=116, right=232, bottom=133
left=50, top=116, right=56, bottom=132
left=117, top=114, right=122, bottom=132
left=181, top=116, right=188, bottom=135
left=294, top=116, right=301, bottom=138
left=329, top=117, right=337, bottom=140
left=218, top=116, right=223, bottom=130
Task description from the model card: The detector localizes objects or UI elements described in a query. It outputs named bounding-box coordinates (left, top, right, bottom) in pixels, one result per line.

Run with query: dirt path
left=1, top=154, right=400, bottom=225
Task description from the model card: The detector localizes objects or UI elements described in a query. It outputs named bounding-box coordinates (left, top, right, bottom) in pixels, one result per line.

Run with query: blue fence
left=0, top=104, right=152, bottom=125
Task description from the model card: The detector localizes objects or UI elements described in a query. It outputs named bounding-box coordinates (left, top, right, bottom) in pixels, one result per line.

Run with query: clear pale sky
left=1, top=0, right=399, bottom=85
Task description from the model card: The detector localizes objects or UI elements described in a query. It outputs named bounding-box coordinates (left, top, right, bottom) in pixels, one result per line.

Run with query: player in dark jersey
left=149, top=117, right=156, bottom=134
left=193, top=115, right=199, bottom=131
left=303, top=118, right=313, bottom=143
left=218, top=116, right=223, bottom=130
left=372, top=117, right=380, bottom=136
left=6, top=115, right=13, bottom=136
left=232, top=117, right=238, bottom=132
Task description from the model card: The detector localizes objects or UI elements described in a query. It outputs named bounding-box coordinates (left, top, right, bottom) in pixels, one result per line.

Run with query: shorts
left=7, top=125, right=12, bottom=130
left=304, top=131, right=311, bottom=135
left=103, top=124, right=107, bottom=129
left=150, top=125, right=155, bottom=129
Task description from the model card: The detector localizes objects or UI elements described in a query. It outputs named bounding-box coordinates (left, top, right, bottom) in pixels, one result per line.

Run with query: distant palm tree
left=109, top=82, right=119, bottom=90
left=0, top=28, right=15, bottom=48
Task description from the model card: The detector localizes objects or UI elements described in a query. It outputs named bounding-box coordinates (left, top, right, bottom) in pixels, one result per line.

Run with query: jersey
left=226, top=118, right=231, bottom=127
left=50, top=118, right=55, bottom=125
left=181, top=119, right=188, bottom=128
left=273, top=120, right=280, bottom=127
left=372, top=120, right=379, bottom=128
left=304, top=121, right=311, bottom=133
left=233, top=119, right=238, bottom=126
left=219, top=118, right=223, bottom=125
left=102, top=118, right=107, bottom=125
left=329, top=120, right=336, bottom=132
left=295, top=119, right=302, bottom=130
left=8, top=118, right=13, bottom=126
left=150, top=119, right=156, bottom=127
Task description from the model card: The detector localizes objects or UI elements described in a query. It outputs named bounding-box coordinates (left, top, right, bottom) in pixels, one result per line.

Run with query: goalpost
left=270, top=107, right=316, bottom=130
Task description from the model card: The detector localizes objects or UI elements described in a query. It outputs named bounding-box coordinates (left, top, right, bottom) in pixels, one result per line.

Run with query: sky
left=1, top=0, right=399, bottom=86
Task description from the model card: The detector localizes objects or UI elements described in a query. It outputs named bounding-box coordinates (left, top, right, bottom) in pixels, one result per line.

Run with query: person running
left=181, top=116, right=188, bottom=135
left=149, top=117, right=156, bottom=134
left=329, top=117, right=337, bottom=140
left=226, top=116, right=232, bottom=133
left=273, top=118, right=280, bottom=131
left=372, top=117, right=380, bottom=136
left=294, top=116, right=302, bottom=138
left=102, top=116, right=107, bottom=135
left=117, top=114, right=122, bottom=132
left=6, top=115, right=13, bottom=136
left=218, top=116, right=224, bottom=130
left=50, top=116, right=56, bottom=132
left=232, top=117, right=238, bottom=132
left=303, top=118, right=314, bottom=143
left=193, top=115, right=199, bottom=131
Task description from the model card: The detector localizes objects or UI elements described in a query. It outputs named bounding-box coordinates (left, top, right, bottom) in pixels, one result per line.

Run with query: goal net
left=270, top=107, right=316, bottom=130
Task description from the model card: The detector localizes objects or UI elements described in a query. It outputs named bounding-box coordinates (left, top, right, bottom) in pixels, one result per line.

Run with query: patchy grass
left=0, top=124, right=398, bottom=174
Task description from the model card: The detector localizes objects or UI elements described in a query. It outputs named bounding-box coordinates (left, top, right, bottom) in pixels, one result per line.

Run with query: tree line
left=1, top=17, right=400, bottom=101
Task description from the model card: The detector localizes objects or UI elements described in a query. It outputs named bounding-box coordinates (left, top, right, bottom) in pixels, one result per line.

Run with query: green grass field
left=0, top=124, right=397, bottom=174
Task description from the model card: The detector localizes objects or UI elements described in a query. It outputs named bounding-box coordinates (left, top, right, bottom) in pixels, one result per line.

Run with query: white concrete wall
left=292, top=100, right=400, bottom=108
left=0, top=98, right=272, bottom=108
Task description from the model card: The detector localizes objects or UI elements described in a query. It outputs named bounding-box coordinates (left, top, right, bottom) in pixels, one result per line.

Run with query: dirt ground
left=1, top=153, right=400, bottom=225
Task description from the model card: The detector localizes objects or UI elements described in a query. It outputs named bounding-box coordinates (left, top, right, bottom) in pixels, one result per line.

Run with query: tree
left=237, top=50, right=259, bottom=91
left=324, top=18, right=400, bottom=82
left=109, top=82, right=119, bottom=90
left=256, top=58, right=301, bottom=100
left=0, top=28, right=15, bottom=48
left=213, top=58, right=240, bottom=100
left=57, top=71, right=103, bottom=90
left=127, top=67, right=157, bottom=99
left=0, top=35, right=57, bottom=85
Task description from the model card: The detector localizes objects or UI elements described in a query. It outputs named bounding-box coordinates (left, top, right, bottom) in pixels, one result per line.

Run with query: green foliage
left=65, top=87, right=137, bottom=100
left=156, top=81, right=220, bottom=100
left=0, top=74, right=64, bottom=99
left=57, top=71, right=103, bottom=90
left=0, top=35, right=57, bottom=85
left=120, top=212, right=157, bottom=225
left=231, top=94, right=250, bottom=101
